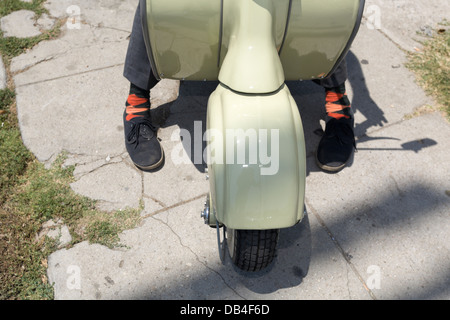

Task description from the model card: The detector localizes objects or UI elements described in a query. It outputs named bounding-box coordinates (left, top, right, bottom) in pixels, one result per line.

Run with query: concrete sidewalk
left=7, top=0, right=449, bottom=299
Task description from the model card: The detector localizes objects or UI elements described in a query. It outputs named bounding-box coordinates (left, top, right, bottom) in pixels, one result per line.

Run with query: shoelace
left=126, top=118, right=157, bottom=149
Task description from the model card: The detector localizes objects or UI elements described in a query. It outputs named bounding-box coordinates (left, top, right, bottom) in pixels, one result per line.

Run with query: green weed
left=407, top=23, right=450, bottom=119
left=0, top=1, right=142, bottom=300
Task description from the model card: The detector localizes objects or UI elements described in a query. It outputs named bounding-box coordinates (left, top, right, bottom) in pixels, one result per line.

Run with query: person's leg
left=123, top=3, right=163, bottom=170
left=123, top=2, right=158, bottom=91
left=314, top=59, right=348, bottom=90
left=313, top=59, right=356, bottom=173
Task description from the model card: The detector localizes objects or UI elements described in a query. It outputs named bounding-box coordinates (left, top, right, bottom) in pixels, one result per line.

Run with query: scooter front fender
left=206, top=84, right=306, bottom=230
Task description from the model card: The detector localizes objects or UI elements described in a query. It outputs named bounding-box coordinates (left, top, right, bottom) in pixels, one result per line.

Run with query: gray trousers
left=124, top=4, right=348, bottom=91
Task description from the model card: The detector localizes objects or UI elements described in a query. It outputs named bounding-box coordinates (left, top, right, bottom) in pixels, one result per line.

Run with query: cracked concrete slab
left=47, top=199, right=238, bottom=300
left=285, top=24, right=432, bottom=159
left=70, top=161, right=142, bottom=211
left=364, top=0, right=450, bottom=52
left=305, top=112, right=450, bottom=299
left=44, top=0, right=136, bottom=33
left=15, top=65, right=128, bottom=162
left=37, top=13, right=56, bottom=30
left=0, top=10, right=42, bottom=38
left=47, top=197, right=371, bottom=300
left=12, top=27, right=129, bottom=86
left=142, top=139, right=209, bottom=208
left=65, top=153, right=124, bottom=180
left=346, top=26, right=432, bottom=136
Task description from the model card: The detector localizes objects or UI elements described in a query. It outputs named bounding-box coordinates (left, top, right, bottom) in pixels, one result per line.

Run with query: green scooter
left=141, top=0, right=365, bottom=271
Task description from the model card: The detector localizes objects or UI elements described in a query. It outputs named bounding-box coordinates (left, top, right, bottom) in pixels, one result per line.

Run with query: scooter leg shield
left=206, top=84, right=306, bottom=230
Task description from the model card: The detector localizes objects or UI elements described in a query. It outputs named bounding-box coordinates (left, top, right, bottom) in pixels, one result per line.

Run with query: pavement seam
left=83, top=23, right=131, bottom=35
left=141, top=193, right=208, bottom=220
left=361, top=16, right=409, bottom=54
left=142, top=194, right=167, bottom=209
left=305, top=198, right=378, bottom=300
left=14, top=62, right=125, bottom=88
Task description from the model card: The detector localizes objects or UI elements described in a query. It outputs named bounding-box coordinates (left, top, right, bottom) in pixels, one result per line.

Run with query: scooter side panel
left=143, top=0, right=222, bottom=80
left=280, top=0, right=364, bottom=80
left=206, top=84, right=306, bottom=230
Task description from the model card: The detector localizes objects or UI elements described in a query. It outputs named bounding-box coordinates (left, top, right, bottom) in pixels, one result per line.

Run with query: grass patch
left=0, top=205, right=57, bottom=300
left=0, top=1, right=143, bottom=300
left=0, top=153, right=143, bottom=299
left=406, top=22, right=450, bottom=119
left=0, top=0, right=62, bottom=64
left=0, top=126, right=32, bottom=202
left=0, top=87, right=15, bottom=109
left=9, top=156, right=97, bottom=226
left=83, top=205, right=143, bottom=249
left=1, top=88, right=32, bottom=203
left=0, top=25, right=62, bottom=63
left=0, top=0, right=47, bottom=18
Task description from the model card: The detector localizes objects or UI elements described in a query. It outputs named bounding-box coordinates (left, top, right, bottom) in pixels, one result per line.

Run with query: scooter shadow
left=221, top=214, right=312, bottom=294
left=152, top=79, right=326, bottom=175
left=287, top=51, right=389, bottom=175
left=152, top=80, right=313, bottom=293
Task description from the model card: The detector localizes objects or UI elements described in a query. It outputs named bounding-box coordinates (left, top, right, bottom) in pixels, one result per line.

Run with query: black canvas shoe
left=123, top=104, right=164, bottom=171
left=315, top=117, right=356, bottom=173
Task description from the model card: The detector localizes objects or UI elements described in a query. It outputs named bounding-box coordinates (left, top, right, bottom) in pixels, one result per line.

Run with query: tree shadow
left=346, top=51, right=389, bottom=137
left=125, top=181, right=449, bottom=300
left=286, top=50, right=389, bottom=175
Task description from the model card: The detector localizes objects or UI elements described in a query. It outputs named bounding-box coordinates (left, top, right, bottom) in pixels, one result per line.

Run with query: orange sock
left=325, top=84, right=352, bottom=120
left=125, top=94, right=149, bottom=121
left=125, top=84, right=150, bottom=122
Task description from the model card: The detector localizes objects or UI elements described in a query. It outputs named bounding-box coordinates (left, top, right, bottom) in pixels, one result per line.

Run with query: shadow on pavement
left=141, top=52, right=446, bottom=300
left=127, top=181, right=449, bottom=300
left=151, top=50, right=392, bottom=176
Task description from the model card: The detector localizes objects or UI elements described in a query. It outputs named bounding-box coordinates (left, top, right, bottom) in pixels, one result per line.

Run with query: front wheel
left=226, top=228, right=279, bottom=272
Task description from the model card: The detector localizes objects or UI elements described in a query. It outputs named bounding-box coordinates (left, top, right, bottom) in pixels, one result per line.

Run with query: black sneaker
left=123, top=108, right=164, bottom=170
left=315, top=117, right=356, bottom=173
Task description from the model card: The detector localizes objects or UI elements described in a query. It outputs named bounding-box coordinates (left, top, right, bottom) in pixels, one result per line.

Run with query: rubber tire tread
left=232, top=229, right=279, bottom=272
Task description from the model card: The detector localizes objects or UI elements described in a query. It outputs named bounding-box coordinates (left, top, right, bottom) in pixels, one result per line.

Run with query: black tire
left=227, top=228, right=279, bottom=272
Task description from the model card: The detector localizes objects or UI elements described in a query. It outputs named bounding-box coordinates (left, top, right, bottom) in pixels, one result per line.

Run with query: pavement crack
left=389, top=175, right=405, bottom=198
left=72, top=160, right=119, bottom=179
left=12, top=56, right=57, bottom=75
left=80, top=19, right=131, bottom=35
left=62, top=152, right=123, bottom=179
left=345, top=263, right=353, bottom=299
left=150, top=214, right=246, bottom=300
left=305, top=198, right=378, bottom=300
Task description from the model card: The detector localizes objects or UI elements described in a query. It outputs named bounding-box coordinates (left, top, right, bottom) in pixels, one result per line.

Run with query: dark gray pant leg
left=123, top=3, right=159, bottom=91
left=313, top=58, right=348, bottom=89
